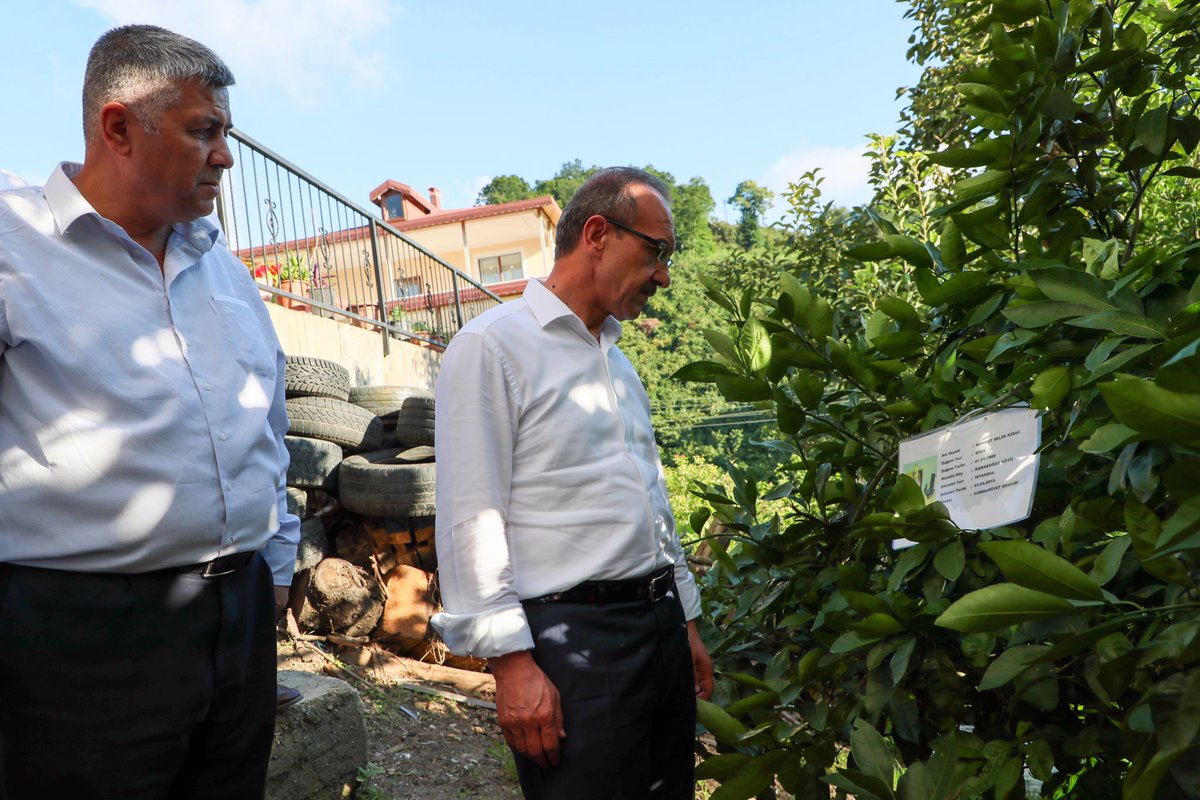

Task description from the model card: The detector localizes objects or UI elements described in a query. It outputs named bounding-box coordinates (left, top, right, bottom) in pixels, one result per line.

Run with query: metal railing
left=217, top=129, right=501, bottom=351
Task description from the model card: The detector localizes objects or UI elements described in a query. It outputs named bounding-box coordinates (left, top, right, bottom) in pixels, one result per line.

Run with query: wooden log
left=296, top=557, right=384, bottom=639
left=377, top=565, right=436, bottom=643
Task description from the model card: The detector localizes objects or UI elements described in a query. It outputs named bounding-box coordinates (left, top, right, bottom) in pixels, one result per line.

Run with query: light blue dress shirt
left=0, top=163, right=300, bottom=585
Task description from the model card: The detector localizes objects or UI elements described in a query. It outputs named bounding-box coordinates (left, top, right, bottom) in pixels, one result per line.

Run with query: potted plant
left=277, top=253, right=312, bottom=312
left=308, top=260, right=341, bottom=319
left=246, top=258, right=279, bottom=302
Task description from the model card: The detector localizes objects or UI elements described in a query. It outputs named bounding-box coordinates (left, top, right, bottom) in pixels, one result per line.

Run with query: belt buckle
left=648, top=569, right=671, bottom=600
left=199, top=556, right=238, bottom=579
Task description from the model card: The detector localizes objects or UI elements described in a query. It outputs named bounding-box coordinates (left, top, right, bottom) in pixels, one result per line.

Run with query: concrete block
left=267, top=670, right=368, bottom=800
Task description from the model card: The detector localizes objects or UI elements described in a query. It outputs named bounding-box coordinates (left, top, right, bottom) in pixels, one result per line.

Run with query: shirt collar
left=43, top=161, right=220, bottom=253
left=523, top=279, right=623, bottom=345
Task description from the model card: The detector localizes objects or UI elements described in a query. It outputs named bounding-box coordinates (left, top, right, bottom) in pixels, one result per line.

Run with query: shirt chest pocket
left=209, top=295, right=275, bottom=380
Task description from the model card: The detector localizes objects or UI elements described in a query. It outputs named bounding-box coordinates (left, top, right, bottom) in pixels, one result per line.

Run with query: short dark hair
left=83, top=24, right=235, bottom=144
left=554, top=167, right=672, bottom=256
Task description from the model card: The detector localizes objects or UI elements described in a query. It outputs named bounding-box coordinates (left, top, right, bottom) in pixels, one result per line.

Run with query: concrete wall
left=265, top=304, right=441, bottom=391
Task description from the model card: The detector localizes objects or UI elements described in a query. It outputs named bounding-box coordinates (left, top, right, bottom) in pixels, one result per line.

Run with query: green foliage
left=683, top=1, right=1200, bottom=797
left=727, top=179, right=776, bottom=250
left=475, top=174, right=534, bottom=206
left=533, top=159, right=597, bottom=209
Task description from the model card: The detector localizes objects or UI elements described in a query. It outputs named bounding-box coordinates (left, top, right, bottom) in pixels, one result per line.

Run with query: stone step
left=267, top=670, right=368, bottom=800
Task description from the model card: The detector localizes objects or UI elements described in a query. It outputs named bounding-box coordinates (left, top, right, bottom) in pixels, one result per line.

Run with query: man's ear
left=97, top=102, right=136, bottom=156
left=580, top=214, right=609, bottom=255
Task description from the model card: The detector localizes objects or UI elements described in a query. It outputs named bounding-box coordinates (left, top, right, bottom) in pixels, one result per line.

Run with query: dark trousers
left=0, top=554, right=277, bottom=800
left=515, top=586, right=696, bottom=799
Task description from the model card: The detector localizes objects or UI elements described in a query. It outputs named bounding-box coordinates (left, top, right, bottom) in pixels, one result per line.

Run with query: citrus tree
left=680, top=1, right=1200, bottom=797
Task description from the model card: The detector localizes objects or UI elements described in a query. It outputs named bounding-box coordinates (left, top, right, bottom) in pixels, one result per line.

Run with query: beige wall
left=265, top=304, right=441, bottom=391
left=401, top=208, right=557, bottom=285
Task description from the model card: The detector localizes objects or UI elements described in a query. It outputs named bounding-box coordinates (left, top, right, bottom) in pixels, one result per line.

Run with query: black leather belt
left=165, top=551, right=255, bottom=579
left=526, top=566, right=674, bottom=605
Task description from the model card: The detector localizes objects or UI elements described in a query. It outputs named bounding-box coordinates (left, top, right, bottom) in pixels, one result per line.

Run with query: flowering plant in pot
left=277, top=254, right=311, bottom=311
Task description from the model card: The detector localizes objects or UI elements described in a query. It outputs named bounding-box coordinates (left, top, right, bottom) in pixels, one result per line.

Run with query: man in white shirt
left=433, top=167, right=713, bottom=799
left=0, top=25, right=298, bottom=797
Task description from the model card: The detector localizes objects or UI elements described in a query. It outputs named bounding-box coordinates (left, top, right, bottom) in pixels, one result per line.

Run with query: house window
left=394, top=276, right=422, bottom=297
left=383, top=194, right=405, bottom=220
left=479, top=252, right=523, bottom=284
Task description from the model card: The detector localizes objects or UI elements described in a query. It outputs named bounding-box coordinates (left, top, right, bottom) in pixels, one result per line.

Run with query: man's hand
left=487, top=650, right=565, bottom=768
left=687, top=620, right=714, bottom=700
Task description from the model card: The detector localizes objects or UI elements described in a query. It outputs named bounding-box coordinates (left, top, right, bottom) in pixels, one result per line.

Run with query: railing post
left=368, top=220, right=390, bottom=357
left=451, top=270, right=465, bottom=331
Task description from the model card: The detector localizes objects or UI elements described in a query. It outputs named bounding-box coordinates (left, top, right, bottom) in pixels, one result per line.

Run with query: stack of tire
left=281, top=355, right=442, bottom=654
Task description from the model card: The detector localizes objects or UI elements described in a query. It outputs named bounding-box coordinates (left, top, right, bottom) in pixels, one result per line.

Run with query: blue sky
left=2, top=1, right=922, bottom=218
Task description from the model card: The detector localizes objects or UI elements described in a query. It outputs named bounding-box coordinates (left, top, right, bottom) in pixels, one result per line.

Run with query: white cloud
left=763, top=144, right=874, bottom=212
left=76, top=0, right=400, bottom=106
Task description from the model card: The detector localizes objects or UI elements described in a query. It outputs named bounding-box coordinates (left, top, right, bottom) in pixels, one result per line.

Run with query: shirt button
left=203, top=383, right=212, bottom=391
left=224, top=481, right=232, bottom=491
left=219, top=432, right=229, bottom=441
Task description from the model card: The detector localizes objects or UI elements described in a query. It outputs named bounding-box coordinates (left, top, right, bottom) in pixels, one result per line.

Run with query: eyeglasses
left=603, top=216, right=673, bottom=268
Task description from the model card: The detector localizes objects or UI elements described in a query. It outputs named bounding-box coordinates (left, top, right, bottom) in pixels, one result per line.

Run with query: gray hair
left=555, top=167, right=672, bottom=256
left=83, top=24, right=235, bottom=144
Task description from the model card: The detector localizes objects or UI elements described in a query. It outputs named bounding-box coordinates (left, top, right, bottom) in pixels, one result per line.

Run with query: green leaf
left=953, top=169, right=1009, bottom=200
left=709, top=750, right=791, bottom=800
left=808, top=299, right=834, bottom=341
left=1155, top=495, right=1200, bottom=555
left=933, top=540, right=965, bottom=581
left=703, top=329, right=740, bottom=365
left=916, top=271, right=993, bottom=308
left=695, top=699, right=747, bottom=746
left=878, top=295, right=921, bottom=323
left=847, top=241, right=896, bottom=262
left=884, top=234, right=933, bottom=268
left=1065, top=311, right=1166, bottom=339
left=1003, top=300, right=1097, bottom=328
left=671, top=361, right=737, bottom=383
left=978, top=540, right=1105, bottom=601
left=1100, top=378, right=1200, bottom=442
left=1029, top=267, right=1117, bottom=310
left=1030, top=365, right=1072, bottom=410
left=1090, top=535, right=1131, bottom=585
left=927, top=146, right=996, bottom=168
left=889, top=474, right=927, bottom=515
left=1134, top=103, right=1170, bottom=155
left=851, top=720, right=895, bottom=789
left=1082, top=343, right=1158, bottom=384
left=978, top=644, right=1050, bottom=690
left=738, top=317, right=772, bottom=376
left=935, top=584, right=1076, bottom=632
left=990, top=0, right=1042, bottom=24
left=697, top=274, right=736, bottom=315
left=1157, top=336, right=1200, bottom=392
left=695, top=753, right=751, bottom=781
left=1079, top=422, right=1139, bottom=453
left=714, top=375, right=772, bottom=402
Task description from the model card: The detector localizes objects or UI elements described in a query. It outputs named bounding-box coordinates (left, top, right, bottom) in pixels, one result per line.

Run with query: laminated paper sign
left=896, top=405, right=1041, bottom=534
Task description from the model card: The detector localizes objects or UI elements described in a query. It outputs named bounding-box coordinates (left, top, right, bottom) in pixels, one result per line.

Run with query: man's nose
left=211, top=133, right=235, bottom=170
left=653, top=265, right=671, bottom=289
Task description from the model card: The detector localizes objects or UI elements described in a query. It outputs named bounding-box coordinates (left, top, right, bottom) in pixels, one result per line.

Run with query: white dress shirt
left=0, top=163, right=300, bottom=585
left=0, top=170, right=27, bottom=190
left=431, top=279, right=702, bottom=658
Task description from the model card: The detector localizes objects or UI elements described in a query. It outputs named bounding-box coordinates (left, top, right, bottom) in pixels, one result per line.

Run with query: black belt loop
left=527, top=566, right=674, bottom=606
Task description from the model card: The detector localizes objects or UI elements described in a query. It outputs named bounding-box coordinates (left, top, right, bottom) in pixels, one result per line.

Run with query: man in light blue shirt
left=0, top=24, right=299, bottom=797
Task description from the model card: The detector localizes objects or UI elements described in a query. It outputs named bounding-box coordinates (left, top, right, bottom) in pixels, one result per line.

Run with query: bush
left=682, top=2, right=1200, bottom=798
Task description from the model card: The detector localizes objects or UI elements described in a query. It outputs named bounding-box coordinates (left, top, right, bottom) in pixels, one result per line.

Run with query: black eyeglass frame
left=602, top=216, right=674, bottom=268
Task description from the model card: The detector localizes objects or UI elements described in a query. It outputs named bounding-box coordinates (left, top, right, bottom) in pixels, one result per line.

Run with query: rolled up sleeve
left=430, top=332, right=533, bottom=657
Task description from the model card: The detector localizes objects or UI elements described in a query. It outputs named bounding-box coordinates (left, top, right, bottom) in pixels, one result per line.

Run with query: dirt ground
left=279, top=640, right=523, bottom=800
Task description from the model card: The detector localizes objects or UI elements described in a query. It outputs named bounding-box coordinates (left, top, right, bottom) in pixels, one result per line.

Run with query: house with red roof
left=369, top=181, right=561, bottom=301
